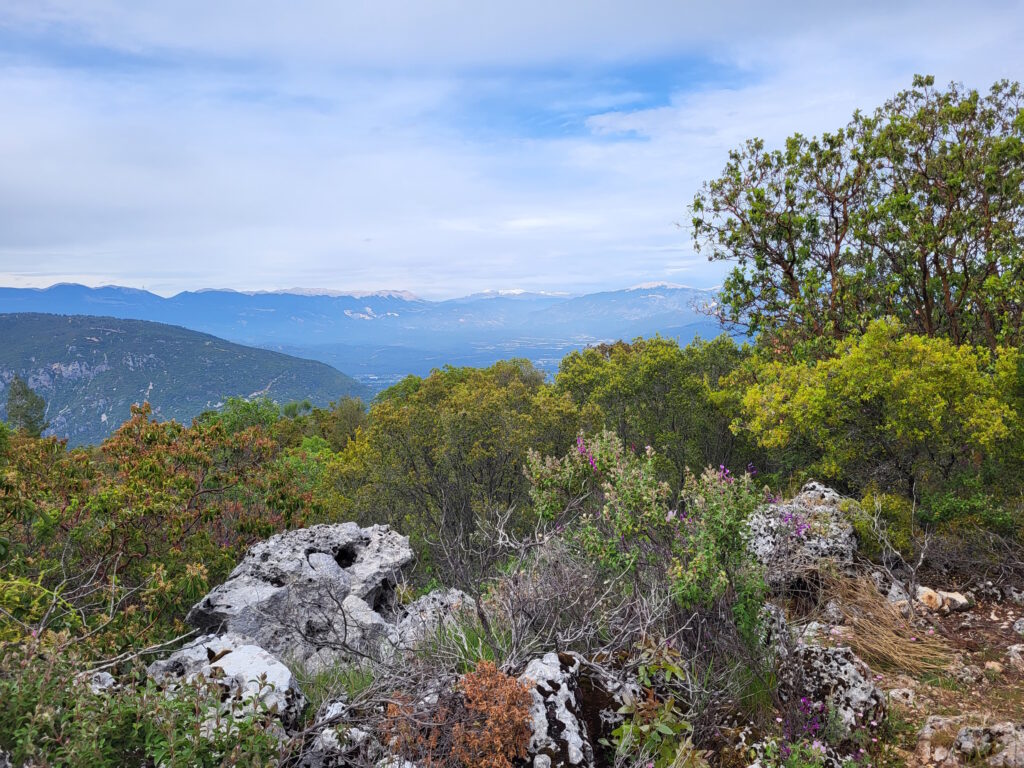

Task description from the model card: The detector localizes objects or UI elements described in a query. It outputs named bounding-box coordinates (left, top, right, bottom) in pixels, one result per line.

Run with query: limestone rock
left=394, top=588, right=475, bottom=650
left=186, top=523, right=412, bottom=668
left=917, top=715, right=967, bottom=765
left=89, top=670, right=117, bottom=695
left=1008, top=644, right=1024, bottom=673
left=519, top=652, right=594, bottom=768
left=1013, top=618, right=1024, bottom=637
left=778, top=644, right=886, bottom=737
left=747, top=481, right=856, bottom=591
left=147, top=633, right=307, bottom=731
left=955, top=723, right=1024, bottom=767
left=939, top=591, right=972, bottom=613
left=888, top=687, right=915, bottom=706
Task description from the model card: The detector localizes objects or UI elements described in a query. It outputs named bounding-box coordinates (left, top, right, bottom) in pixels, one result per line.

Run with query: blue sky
left=0, top=1, right=1022, bottom=298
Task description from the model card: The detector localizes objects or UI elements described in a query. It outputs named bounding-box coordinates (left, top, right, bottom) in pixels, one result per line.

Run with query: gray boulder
left=394, top=588, right=475, bottom=650
left=147, top=633, right=307, bottom=732
left=955, top=723, right=1024, bottom=768
left=186, top=523, right=413, bottom=669
left=747, top=481, right=856, bottom=591
left=778, top=644, right=886, bottom=737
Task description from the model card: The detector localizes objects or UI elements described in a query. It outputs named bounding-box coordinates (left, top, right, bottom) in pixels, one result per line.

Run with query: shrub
left=383, top=659, right=531, bottom=768
left=527, top=432, right=769, bottom=637
left=0, top=642, right=284, bottom=767
left=737, top=320, right=1020, bottom=509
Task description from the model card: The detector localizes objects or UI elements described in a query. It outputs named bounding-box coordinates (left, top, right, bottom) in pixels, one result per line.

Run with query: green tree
left=333, top=360, right=584, bottom=586
left=555, top=335, right=762, bottom=486
left=736, top=319, right=1018, bottom=497
left=197, top=395, right=280, bottom=434
left=692, top=76, right=1024, bottom=353
left=5, top=375, right=48, bottom=437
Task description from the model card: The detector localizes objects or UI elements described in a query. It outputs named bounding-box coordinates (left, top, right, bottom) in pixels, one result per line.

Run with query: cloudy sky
left=0, top=1, right=1022, bottom=298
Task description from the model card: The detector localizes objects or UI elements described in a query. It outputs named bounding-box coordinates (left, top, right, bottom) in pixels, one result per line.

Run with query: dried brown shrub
left=382, top=660, right=532, bottom=768
left=452, top=660, right=532, bottom=768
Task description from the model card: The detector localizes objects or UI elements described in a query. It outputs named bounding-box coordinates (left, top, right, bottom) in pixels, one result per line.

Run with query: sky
left=0, top=2, right=1022, bottom=299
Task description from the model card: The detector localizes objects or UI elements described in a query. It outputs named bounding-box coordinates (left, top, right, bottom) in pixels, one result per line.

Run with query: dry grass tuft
left=821, top=573, right=951, bottom=676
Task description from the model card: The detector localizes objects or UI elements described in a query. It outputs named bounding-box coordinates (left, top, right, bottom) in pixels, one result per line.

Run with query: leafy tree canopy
left=692, top=76, right=1024, bottom=354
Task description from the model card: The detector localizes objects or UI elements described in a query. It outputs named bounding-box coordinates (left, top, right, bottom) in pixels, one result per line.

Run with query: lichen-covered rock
left=393, top=588, right=475, bottom=650
left=519, top=652, right=594, bottom=768
left=89, top=670, right=117, bottom=695
left=917, top=717, right=1024, bottom=768
left=778, top=644, right=886, bottom=737
left=1013, top=618, right=1024, bottom=637
left=955, top=723, right=1024, bottom=768
left=917, top=715, right=967, bottom=765
left=186, top=523, right=412, bottom=668
left=747, top=482, right=856, bottom=591
left=147, top=633, right=307, bottom=731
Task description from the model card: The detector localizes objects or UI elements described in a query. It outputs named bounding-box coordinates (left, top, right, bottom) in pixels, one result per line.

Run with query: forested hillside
left=0, top=314, right=368, bottom=446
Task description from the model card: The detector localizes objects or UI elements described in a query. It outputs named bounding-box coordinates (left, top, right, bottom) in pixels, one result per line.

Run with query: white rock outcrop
left=186, top=523, right=413, bottom=669
left=147, top=633, right=307, bottom=732
left=747, top=482, right=856, bottom=591
left=520, top=652, right=594, bottom=768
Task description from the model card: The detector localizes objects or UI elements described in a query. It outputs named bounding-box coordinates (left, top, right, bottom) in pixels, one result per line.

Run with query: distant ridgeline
left=0, top=283, right=726, bottom=390
left=0, top=313, right=369, bottom=446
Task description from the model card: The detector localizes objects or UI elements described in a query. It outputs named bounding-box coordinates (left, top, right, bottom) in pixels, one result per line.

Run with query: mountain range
left=0, top=314, right=367, bottom=446
left=0, top=282, right=725, bottom=389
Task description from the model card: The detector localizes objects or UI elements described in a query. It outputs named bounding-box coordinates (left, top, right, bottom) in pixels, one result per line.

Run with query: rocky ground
left=14, top=482, right=1022, bottom=768
left=875, top=597, right=1024, bottom=768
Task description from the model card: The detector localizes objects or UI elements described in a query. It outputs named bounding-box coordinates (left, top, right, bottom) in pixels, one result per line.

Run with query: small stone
left=1007, top=644, right=1024, bottom=673
left=986, top=661, right=1005, bottom=675
left=916, top=586, right=944, bottom=612
left=938, top=591, right=971, bottom=613
left=1013, top=618, right=1024, bottom=636
left=89, top=671, right=117, bottom=694
left=888, top=687, right=915, bottom=705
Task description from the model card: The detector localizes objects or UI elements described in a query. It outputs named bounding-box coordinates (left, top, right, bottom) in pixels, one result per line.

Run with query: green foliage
left=333, top=360, right=582, bottom=586
left=852, top=493, right=915, bottom=560
left=555, top=335, right=762, bottom=488
left=0, top=403, right=306, bottom=650
left=527, top=431, right=767, bottom=635
left=693, top=76, right=1024, bottom=353
left=5, top=374, right=48, bottom=438
left=200, top=395, right=281, bottom=433
left=0, top=645, right=283, bottom=767
left=738, top=319, right=1019, bottom=497
left=607, top=693, right=694, bottom=768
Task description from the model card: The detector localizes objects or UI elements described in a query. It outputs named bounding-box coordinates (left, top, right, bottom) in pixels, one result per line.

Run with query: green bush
left=0, top=643, right=284, bottom=767
left=527, top=431, right=769, bottom=639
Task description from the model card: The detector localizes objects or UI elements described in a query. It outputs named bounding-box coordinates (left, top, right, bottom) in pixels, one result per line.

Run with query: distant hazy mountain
left=0, top=314, right=369, bottom=446
left=0, top=283, right=727, bottom=390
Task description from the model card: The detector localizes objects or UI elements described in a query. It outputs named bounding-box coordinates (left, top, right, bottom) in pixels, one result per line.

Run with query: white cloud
left=0, top=1, right=1022, bottom=297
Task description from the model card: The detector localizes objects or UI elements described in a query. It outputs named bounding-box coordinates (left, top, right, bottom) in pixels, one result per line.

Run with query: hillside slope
left=0, top=314, right=369, bottom=446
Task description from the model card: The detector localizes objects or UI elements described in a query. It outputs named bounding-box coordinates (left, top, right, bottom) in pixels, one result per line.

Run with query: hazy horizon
left=2, top=1, right=1022, bottom=297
